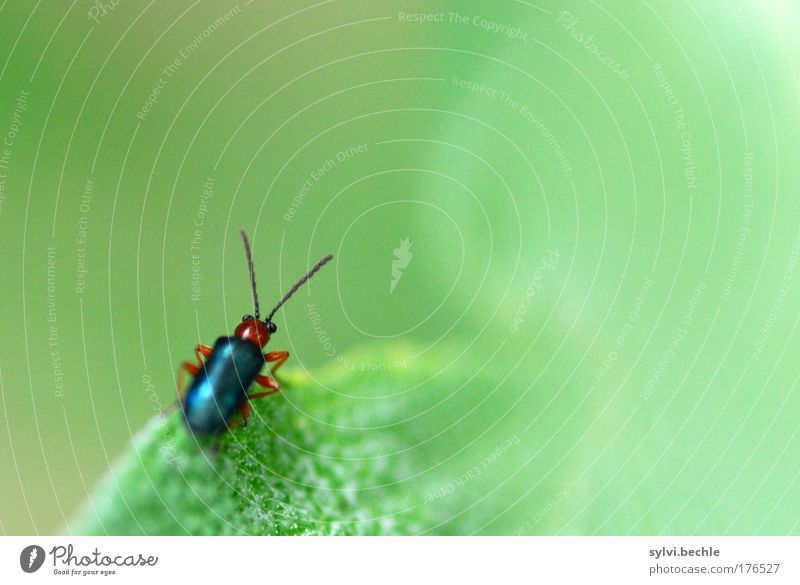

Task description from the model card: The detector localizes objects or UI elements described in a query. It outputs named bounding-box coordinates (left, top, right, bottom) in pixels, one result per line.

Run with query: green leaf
left=74, top=334, right=799, bottom=536
left=72, top=344, right=436, bottom=535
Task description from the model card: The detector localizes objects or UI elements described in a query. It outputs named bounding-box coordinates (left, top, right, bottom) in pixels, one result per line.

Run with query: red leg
left=264, top=350, right=289, bottom=375
left=239, top=401, right=251, bottom=427
left=249, top=374, right=280, bottom=399
left=177, top=361, right=199, bottom=401
left=176, top=344, right=211, bottom=399
left=194, top=344, right=213, bottom=366
left=222, top=402, right=249, bottom=431
left=235, top=377, right=279, bottom=429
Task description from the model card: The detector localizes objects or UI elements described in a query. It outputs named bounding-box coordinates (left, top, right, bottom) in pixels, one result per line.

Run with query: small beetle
left=177, top=229, right=333, bottom=435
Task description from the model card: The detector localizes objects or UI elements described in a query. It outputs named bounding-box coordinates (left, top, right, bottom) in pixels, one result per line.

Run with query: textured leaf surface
left=74, top=346, right=429, bottom=535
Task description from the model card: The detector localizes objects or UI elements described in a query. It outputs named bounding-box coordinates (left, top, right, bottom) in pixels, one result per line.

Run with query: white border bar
left=1, top=536, right=797, bottom=584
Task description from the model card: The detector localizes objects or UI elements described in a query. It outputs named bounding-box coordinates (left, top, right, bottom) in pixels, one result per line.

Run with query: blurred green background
left=1, top=0, right=799, bottom=534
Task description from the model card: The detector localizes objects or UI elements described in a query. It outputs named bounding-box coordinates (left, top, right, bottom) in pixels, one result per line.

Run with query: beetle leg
left=239, top=401, right=251, bottom=426
left=177, top=361, right=200, bottom=401
left=167, top=345, right=213, bottom=412
left=232, top=378, right=279, bottom=429
left=249, top=374, right=280, bottom=399
left=224, top=409, right=248, bottom=431
left=194, top=344, right=213, bottom=367
left=264, top=350, right=289, bottom=375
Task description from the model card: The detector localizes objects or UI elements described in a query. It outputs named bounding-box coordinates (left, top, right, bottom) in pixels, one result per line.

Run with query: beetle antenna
left=266, top=254, right=334, bottom=322
left=240, top=229, right=261, bottom=319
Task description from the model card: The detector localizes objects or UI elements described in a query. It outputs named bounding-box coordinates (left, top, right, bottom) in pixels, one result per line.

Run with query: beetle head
left=235, top=314, right=276, bottom=348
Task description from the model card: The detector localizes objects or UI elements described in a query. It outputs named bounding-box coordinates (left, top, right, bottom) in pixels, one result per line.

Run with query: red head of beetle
left=234, top=315, right=277, bottom=348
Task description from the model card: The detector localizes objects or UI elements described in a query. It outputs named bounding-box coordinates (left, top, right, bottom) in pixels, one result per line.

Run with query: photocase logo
left=20, top=545, right=45, bottom=573
left=390, top=237, right=413, bottom=294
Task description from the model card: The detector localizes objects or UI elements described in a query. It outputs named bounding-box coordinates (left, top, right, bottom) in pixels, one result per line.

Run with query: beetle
left=177, top=229, right=333, bottom=435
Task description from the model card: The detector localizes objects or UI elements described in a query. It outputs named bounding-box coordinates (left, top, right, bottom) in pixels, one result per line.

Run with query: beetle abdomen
left=182, top=336, right=264, bottom=434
